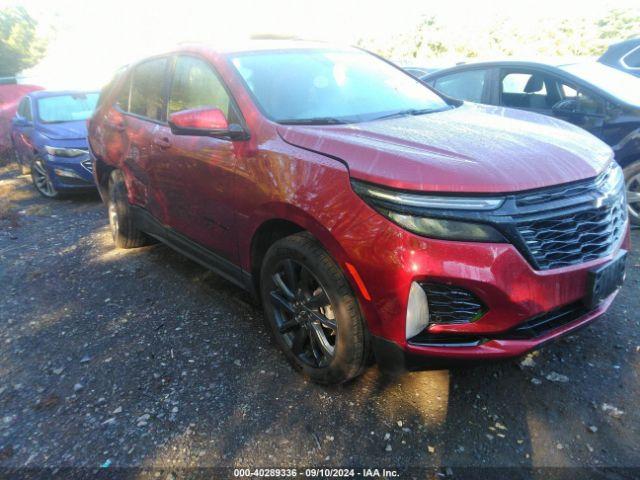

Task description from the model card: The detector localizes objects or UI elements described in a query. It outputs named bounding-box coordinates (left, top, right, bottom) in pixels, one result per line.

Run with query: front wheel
left=260, top=232, right=370, bottom=384
left=31, top=158, right=59, bottom=198
left=624, top=162, right=640, bottom=226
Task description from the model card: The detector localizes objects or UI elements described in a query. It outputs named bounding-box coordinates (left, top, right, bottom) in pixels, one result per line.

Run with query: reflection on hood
left=278, top=103, right=613, bottom=193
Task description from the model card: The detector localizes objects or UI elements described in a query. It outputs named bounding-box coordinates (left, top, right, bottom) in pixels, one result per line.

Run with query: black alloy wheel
left=268, top=258, right=337, bottom=368
left=260, top=232, right=370, bottom=384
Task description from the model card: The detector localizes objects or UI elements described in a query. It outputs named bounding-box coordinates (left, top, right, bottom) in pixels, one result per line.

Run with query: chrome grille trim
left=81, top=158, right=93, bottom=173
left=513, top=164, right=627, bottom=270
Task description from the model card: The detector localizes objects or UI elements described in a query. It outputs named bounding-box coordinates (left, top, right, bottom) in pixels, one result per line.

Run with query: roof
left=606, top=37, right=640, bottom=49
left=171, top=39, right=353, bottom=57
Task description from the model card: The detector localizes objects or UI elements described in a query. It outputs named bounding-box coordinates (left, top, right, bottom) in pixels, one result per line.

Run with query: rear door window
left=168, top=55, right=230, bottom=117
left=500, top=71, right=555, bottom=111
left=433, top=69, right=486, bottom=103
left=129, top=58, right=169, bottom=121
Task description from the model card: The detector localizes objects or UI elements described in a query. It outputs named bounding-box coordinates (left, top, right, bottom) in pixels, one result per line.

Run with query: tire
left=107, top=170, right=148, bottom=248
left=260, top=232, right=370, bottom=384
left=30, top=158, right=60, bottom=198
left=624, top=161, right=640, bottom=226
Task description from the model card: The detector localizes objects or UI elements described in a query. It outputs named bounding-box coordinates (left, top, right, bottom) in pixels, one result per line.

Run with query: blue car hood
left=37, top=120, right=87, bottom=141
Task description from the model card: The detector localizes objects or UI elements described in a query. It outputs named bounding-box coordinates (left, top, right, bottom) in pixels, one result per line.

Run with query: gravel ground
left=0, top=161, right=639, bottom=478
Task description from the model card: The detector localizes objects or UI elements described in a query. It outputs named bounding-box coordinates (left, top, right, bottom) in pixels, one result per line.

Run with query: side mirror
left=168, top=107, right=248, bottom=140
left=12, top=116, right=30, bottom=127
left=552, top=99, right=578, bottom=116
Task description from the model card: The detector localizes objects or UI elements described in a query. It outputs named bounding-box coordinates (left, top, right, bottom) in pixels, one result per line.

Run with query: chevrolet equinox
left=88, top=42, right=630, bottom=384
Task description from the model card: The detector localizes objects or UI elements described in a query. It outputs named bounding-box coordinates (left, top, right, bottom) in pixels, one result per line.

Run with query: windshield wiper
left=278, top=117, right=348, bottom=125
left=373, top=107, right=444, bottom=121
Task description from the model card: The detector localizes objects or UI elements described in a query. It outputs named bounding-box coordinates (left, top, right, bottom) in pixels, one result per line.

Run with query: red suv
left=89, top=42, right=630, bottom=384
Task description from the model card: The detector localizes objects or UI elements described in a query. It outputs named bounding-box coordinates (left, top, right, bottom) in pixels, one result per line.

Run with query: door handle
left=154, top=136, right=171, bottom=149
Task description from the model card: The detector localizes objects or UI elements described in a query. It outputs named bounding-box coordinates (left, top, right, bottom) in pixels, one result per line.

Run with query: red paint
left=0, top=84, right=43, bottom=154
left=88, top=43, right=629, bottom=367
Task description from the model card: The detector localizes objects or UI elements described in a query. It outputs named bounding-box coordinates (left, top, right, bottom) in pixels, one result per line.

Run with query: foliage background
left=358, top=8, right=640, bottom=64
left=0, top=6, right=47, bottom=78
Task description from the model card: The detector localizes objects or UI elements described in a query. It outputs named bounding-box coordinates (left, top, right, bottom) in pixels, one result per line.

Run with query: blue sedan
left=11, top=90, right=98, bottom=198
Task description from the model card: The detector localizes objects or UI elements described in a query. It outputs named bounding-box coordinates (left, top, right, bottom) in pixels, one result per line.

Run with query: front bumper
left=45, top=153, right=95, bottom=190
left=372, top=291, right=617, bottom=373
left=334, top=202, right=631, bottom=371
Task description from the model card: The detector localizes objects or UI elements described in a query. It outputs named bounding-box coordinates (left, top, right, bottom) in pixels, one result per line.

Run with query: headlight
left=352, top=180, right=504, bottom=210
left=600, top=162, right=624, bottom=195
left=45, top=146, right=86, bottom=157
left=352, top=180, right=507, bottom=242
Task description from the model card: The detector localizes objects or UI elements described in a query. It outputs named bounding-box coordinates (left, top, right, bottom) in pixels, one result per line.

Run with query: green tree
left=358, top=7, right=640, bottom=63
left=0, top=6, right=47, bottom=77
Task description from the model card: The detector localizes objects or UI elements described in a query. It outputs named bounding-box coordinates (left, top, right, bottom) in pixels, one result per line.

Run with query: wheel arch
left=93, top=155, right=116, bottom=203
left=618, top=154, right=640, bottom=170
left=245, top=204, right=356, bottom=298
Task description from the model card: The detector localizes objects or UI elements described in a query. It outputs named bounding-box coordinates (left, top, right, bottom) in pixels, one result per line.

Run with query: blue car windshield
left=560, top=62, right=640, bottom=107
left=37, top=93, right=99, bottom=123
left=229, top=49, right=449, bottom=124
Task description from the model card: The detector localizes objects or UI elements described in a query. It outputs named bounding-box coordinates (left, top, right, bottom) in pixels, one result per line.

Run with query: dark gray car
left=599, top=38, right=640, bottom=78
left=422, top=60, right=640, bottom=224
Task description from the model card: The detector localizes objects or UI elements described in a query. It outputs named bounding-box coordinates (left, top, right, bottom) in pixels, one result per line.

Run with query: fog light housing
left=406, top=282, right=429, bottom=339
left=54, top=168, right=82, bottom=179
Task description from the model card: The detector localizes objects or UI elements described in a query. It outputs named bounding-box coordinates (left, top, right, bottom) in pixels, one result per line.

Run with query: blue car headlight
left=44, top=146, right=86, bottom=157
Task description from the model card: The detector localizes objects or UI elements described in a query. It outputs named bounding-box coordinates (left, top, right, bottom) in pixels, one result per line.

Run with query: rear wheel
left=107, top=170, right=148, bottom=248
left=624, top=162, right=640, bottom=226
left=31, top=158, right=59, bottom=198
left=260, top=232, right=370, bottom=384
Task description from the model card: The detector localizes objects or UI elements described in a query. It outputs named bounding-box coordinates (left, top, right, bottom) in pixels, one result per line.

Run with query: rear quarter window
left=434, top=70, right=486, bottom=103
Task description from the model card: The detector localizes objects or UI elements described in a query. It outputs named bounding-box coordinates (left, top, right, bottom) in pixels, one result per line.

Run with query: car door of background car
left=152, top=54, right=240, bottom=263
left=12, top=96, right=35, bottom=161
left=498, top=68, right=606, bottom=137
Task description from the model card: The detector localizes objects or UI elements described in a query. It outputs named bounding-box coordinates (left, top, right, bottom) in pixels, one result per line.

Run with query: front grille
left=81, top=159, right=93, bottom=173
left=420, top=282, right=485, bottom=325
left=516, top=177, right=600, bottom=207
left=515, top=167, right=627, bottom=270
left=505, top=302, right=589, bottom=339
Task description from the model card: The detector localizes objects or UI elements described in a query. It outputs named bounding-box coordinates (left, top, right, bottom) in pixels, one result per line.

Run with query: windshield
left=560, top=63, right=640, bottom=106
left=37, top=93, right=99, bottom=123
left=229, top=49, right=449, bottom=124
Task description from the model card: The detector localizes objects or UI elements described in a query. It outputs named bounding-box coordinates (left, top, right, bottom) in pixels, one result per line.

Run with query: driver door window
left=558, top=82, right=603, bottom=115
left=168, top=56, right=230, bottom=118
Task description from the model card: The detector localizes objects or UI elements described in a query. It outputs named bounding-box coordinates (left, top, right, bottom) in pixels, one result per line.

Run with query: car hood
left=37, top=120, right=87, bottom=141
left=277, top=103, right=613, bottom=193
